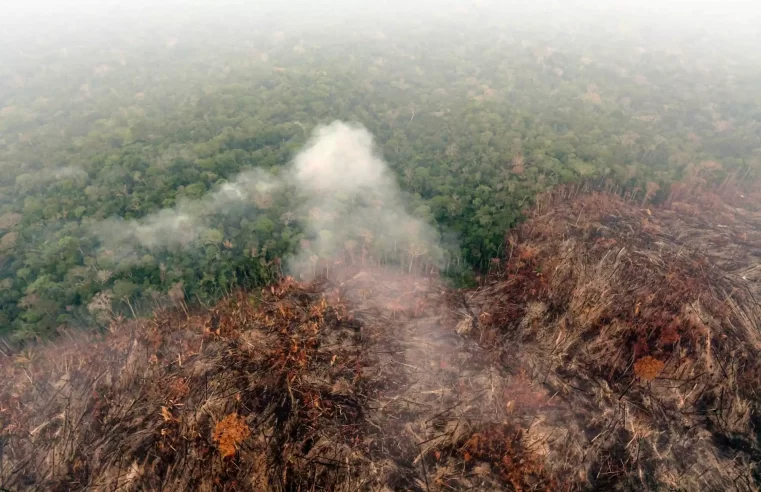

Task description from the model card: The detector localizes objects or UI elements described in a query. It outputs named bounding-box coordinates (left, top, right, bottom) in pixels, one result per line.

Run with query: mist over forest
left=1, top=0, right=760, bottom=338
left=3, top=1, right=761, bottom=491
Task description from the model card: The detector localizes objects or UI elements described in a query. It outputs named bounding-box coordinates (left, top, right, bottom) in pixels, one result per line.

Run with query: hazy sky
left=3, top=0, right=760, bottom=30
left=1, top=0, right=758, bottom=65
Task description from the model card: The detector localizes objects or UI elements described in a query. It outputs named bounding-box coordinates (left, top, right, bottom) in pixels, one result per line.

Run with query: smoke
left=289, top=122, right=444, bottom=277
left=94, top=168, right=279, bottom=261
left=93, top=121, right=447, bottom=277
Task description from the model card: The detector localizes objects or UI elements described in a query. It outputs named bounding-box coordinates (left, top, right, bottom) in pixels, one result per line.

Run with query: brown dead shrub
left=634, top=356, right=665, bottom=382
left=213, top=413, right=251, bottom=458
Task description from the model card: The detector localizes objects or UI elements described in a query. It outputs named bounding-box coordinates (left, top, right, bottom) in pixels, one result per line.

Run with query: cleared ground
left=2, top=185, right=760, bottom=491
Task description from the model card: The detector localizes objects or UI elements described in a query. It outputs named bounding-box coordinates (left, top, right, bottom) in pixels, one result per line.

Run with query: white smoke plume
left=93, top=167, right=280, bottom=263
left=289, top=121, right=444, bottom=277
left=93, top=121, right=446, bottom=277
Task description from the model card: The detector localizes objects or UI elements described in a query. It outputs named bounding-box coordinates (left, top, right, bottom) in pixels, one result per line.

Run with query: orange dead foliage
left=461, top=424, right=556, bottom=492
left=634, top=356, right=665, bottom=382
left=160, top=406, right=175, bottom=423
left=213, top=413, right=251, bottom=458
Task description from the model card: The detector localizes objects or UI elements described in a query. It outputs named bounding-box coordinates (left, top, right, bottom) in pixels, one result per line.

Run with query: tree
left=113, top=280, right=139, bottom=316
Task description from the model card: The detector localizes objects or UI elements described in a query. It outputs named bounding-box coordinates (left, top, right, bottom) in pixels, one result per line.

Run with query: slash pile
left=468, top=186, right=761, bottom=490
left=0, top=279, right=369, bottom=490
left=1, top=269, right=552, bottom=491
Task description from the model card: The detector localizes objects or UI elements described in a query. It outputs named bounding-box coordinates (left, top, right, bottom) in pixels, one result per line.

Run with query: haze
left=2, top=1, right=759, bottom=46
left=1, top=0, right=760, bottom=334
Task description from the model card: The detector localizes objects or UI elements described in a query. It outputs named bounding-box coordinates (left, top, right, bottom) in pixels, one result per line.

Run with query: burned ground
left=0, top=269, right=550, bottom=491
left=468, top=185, right=761, bottom=490
left=1, top=186, right=760, bottom=491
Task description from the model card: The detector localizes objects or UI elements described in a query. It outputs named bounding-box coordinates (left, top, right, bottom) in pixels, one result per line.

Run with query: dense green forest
left=1, top=4, right=761, bottom=338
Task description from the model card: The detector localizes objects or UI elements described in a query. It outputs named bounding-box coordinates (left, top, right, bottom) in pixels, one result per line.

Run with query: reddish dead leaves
left=634, top=356, right=665, bottom=382
left=213, top=413, right=251, bottom=459
left=461, top=424, right=556, bottom=492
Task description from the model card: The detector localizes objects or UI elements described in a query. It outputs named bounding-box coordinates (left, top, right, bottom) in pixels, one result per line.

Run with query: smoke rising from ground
left=289, top=122, right=444, bottom=277
left=94, top=121, right=446, bottom=278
